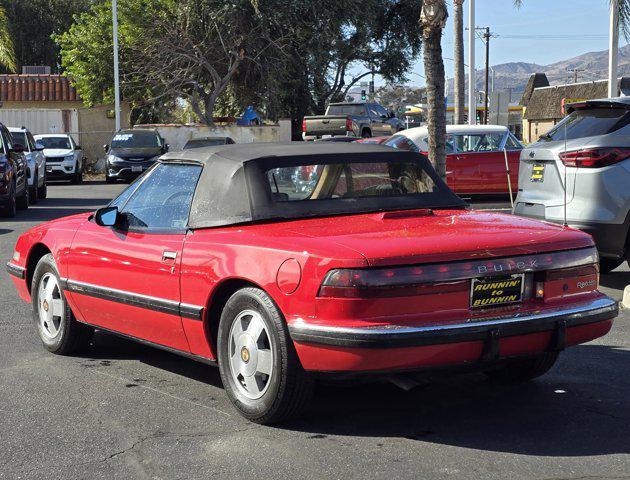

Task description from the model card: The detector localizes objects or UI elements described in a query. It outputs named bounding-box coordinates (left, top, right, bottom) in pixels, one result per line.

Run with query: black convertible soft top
left=160, top=142, right=465, bottom=229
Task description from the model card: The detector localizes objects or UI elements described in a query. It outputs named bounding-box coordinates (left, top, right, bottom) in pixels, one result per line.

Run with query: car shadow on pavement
left=0, top=228, right=13, bottom=235
left=287, top=343, right=630, bottom=457
left=600, top=270, right=630, bottom=292
left=80, top=330, right=630, bottom=457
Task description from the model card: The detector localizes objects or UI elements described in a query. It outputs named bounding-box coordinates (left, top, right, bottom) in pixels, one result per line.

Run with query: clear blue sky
left=402, top=0, right=624, bottom=86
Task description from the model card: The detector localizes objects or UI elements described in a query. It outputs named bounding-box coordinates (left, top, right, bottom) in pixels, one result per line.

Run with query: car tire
left=1, top=180, right=16, bottom=217
left=217, top=287, right=314, bottom=424
left=31, top=253, right=93, bottom=355
left=361, top=129, right=372, bottom=138
left=106, top=175, right=116, bottom=184
left=38, top=174, right=47, bottom=199
left=29, top=173, right=39, bottom=204
left=600, top=258, right=624, bottom=274
left=16, top=182, right=29, bottom=210
left=71, top=162, right=83, bottom=184
left=486, top=352, right=559, bottom=383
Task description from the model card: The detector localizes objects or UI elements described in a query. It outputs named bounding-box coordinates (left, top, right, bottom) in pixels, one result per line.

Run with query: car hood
left=109, top=147, right=162, bottom=159
left=43, top=148, right=73, bottom=157
left=275, top=209, right=594, bottom=266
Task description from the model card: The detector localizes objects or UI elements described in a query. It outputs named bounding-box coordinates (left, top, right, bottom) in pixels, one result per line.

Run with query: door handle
left=162, top=250, right=177, bottom=263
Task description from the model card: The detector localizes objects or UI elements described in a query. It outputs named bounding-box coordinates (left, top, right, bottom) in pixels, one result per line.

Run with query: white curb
left=622, top=285, right=630, bottom=310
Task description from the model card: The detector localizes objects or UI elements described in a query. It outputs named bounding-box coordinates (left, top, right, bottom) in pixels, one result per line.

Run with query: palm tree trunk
left=453, top=0, right=465, bottom=125
left=0, top=6, right=17, bottom=72
left=421, top=0, right=448, bottom=180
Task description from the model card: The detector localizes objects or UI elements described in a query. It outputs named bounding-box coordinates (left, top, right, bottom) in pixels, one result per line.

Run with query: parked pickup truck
left=302, top=102, right=403, bottom=140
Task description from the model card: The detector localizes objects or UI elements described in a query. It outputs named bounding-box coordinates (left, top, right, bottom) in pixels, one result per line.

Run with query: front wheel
left=1, top=180, right=16, bottom=217
left=16, top=182, right=29, bottom=210
left=71, top=162, right=83, bottom=184
left=38, top=171, right=47, bottom=199
left=217, top=287, right=313, bottom=424
left=486, top=352, right=559, bottom=383
left=31, top=254, right=93, bottom=354
left=29, top=173, right=39, bottom=204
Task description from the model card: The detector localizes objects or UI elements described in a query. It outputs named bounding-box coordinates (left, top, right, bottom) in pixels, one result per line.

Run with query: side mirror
left=75, top=145, right=82, bottom=150
left=381, top=114, right=388, bottom=120
left=94, top=206, right=120, bottom=227
left=164, top=143, right=170, bottom=152
left=103, top=144, right=109, bottom=153
left=10, top=143, right=25, bottom=153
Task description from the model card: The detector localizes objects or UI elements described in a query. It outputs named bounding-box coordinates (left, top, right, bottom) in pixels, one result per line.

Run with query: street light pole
left=608, top=0, right=619, bottom=98
left=467, top=0, right=476, bottom=125
left=112, top=0, right=121, bottom=131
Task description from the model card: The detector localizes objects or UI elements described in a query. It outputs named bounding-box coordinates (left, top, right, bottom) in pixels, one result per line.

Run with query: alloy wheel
left=228, top=309, right=274, bottom=400
left=37, top=273, right=65, bottom=339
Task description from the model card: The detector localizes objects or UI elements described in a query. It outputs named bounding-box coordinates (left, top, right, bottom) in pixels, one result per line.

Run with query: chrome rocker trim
left=288, top=297, right=618, bottom=349
left=63, top=279, right=204, bottom=321
left=6, top=262, right=26, bottom=280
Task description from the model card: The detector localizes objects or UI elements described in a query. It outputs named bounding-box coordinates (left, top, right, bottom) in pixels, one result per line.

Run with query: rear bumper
left=514, top=202, right=628, bottom=259
left=290, top=296, right=617, bottom=372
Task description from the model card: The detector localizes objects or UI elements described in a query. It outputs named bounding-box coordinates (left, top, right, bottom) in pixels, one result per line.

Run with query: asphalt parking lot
left=1, top=182, right=629, bottom=480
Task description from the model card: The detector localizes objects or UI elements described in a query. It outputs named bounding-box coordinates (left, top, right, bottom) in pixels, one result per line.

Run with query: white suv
left=8, top=127, right=47, bottom=203
left=34, top=134, right=84, bottom=184
left=514, top=97, right=630, bottom=272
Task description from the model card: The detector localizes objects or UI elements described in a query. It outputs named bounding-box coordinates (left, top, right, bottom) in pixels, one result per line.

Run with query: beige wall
left=136, top=121, right=292, bottom=151
left=76, top=103, right=131, bottom=169
left=522, top=119, right=557, bottom=144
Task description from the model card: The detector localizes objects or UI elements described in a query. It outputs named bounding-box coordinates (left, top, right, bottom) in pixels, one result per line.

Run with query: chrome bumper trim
left=288, top=297, right=618, bottom=348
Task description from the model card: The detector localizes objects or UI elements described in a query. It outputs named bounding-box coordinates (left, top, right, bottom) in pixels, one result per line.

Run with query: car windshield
left=10, top=132, right=27, bottom=148
left=111, top=131, right=162, bottom=149
left=267, top=161, right=439, bottom=202
left=543, top=107, right=630, bottom=141
left=326, top=104, right=365, bottom=116
left=37, top=137, right=71, bottom=150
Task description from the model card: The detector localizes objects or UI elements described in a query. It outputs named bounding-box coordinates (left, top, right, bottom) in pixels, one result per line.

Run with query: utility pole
left=608, top=0, right=619, bottom=97
left=467, top=0, right=476, bottom=125
left=476, top=27, right=494, bottom=124
left=112, top=0, right=121, bottom=131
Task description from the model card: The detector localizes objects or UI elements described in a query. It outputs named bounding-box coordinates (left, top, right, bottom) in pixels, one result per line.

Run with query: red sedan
left=7, top=143, right=617, bottom=424
left=385, top=125, right=522, bottom=195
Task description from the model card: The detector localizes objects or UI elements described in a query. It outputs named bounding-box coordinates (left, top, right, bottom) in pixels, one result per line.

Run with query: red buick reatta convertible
left=7, top=143, right=618, bottom=423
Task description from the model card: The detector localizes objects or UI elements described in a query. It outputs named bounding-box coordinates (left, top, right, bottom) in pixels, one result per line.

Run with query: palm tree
left=0, top=5, right=16, bottom=72
left=420, top=0, right=448, bottom=179
left=453, top=0, right=465, bottom=125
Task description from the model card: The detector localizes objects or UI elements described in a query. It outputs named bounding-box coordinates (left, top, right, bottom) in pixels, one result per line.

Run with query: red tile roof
left=0, top=74, right=80, bottom=102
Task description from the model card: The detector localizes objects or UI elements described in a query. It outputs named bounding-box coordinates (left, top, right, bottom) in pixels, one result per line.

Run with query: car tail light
left=318, top=247, right=598, bottom=298
left=559, top=148, right=630, bottom=168
left=302, top=118, right=306, bottom=133
left=345, top=118, right=353, bottom=132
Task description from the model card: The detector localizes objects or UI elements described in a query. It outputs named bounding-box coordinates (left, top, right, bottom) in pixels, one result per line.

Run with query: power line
left=495, top=34, right=608, bottom=39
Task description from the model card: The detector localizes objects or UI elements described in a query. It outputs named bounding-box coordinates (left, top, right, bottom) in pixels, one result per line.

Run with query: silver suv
left=514, top=97, right=630, bottom=272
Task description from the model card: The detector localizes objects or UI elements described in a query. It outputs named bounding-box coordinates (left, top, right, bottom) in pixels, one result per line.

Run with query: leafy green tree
left=0, top=4, right=16, bottom=72
left=1, top=0, right=92, bottom=71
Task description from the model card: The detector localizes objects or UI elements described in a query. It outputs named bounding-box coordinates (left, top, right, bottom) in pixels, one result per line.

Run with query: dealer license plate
left=470, top=274, right=524, bottom=309
left=131, top=166, right=143, bottom=173
left=530, top=163, right=545, bottom=182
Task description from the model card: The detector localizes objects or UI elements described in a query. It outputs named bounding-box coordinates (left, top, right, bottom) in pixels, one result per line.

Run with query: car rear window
left=543, top=107, right=630, bottom=141
left=326, top=104, right=365, bottom=116
left=267, top=161, right=437, bottom=202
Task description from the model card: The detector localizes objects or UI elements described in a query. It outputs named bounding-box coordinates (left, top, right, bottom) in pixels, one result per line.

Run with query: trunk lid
left=279, top=209, right=593, bottom=266
left=303, top=116, right=349, bottom=137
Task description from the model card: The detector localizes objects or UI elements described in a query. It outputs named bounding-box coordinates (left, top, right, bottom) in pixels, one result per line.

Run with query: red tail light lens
left=301, top=118, right=306, bottom=133
left=345, top=118, right=353, bottom=132
left=559, top=148, right=630, bottom=168
left=319, top=247, right=598, bottom=298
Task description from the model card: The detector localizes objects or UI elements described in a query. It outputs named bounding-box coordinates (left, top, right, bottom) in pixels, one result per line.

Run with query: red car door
left=66, top=163, right=203, bottom=351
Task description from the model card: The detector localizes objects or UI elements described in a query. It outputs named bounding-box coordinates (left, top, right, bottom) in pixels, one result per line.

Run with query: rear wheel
left=16, top=182, right=29, bottom=210
left=37, top=171, right=47, bottom=199
left=31, top=254, right=93, bottom=354
left=105, top=175, right=116, bottom=184
left=1, top=180, right=16, bottom=217
left=361, top=129, right=372, bottom=138
left=217, top=287, right=313, bottom=424
left=486, top=352, right=559, bottom=383
left=29, top=173, right=39, bottom=204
